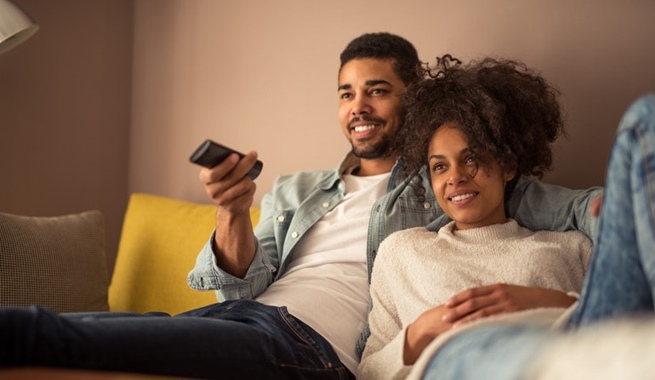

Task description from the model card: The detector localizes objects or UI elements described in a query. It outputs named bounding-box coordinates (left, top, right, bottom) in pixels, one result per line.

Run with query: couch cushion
left=0, top=210, right=109, bottom=312
left=109, top=192, right=261, bottom=315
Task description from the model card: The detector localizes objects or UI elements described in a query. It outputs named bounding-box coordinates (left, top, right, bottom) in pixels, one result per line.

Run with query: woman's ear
left=504, top=167, right=517, bottom=182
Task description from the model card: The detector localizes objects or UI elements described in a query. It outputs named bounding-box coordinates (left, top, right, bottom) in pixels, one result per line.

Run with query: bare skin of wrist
left=213, top=207, right=256, bottom=278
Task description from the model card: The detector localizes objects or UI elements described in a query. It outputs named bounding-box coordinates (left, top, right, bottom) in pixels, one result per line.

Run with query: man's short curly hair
left=397, top=56, right=565, bottom=198
left=339, top=32, right=422, bottom=86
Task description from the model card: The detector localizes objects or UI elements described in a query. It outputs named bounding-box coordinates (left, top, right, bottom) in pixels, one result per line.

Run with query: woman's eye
left=432, top=163, right=445, bottom=172
left=371, top=88, right=388, bottom=95
left=464, top=155, right=480, bottom=178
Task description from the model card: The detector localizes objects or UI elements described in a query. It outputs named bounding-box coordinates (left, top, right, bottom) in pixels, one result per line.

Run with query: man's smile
left=352, top=125, right=377, bottom=133
left=348, top=116, right=386, bottom=138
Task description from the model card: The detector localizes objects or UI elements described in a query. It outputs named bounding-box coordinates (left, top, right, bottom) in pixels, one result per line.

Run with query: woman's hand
left=441, top=284, right=576, bottom=327
left=404, top=305, right=454, bottom=365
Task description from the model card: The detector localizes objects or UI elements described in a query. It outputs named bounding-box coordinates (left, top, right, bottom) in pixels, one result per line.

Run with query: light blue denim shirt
left=188, top=153, right=439, bottom=298
left=187, top=152, right=603, bottom=352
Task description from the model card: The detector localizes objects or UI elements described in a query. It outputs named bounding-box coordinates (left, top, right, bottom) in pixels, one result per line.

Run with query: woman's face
left=428, top=124, right=516, bottom=230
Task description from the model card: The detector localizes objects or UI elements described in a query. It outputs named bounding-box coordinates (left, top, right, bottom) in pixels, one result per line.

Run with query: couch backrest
left=108, top=193, right=260, bottom=315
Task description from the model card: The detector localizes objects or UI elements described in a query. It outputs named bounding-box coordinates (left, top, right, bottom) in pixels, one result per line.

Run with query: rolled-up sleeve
left=187, top=231, right=276, bottom=301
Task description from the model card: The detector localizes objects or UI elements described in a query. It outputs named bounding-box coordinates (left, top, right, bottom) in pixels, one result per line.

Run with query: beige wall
left=131, top=0, right=655, bottom=209
left=2, top=0, right=654, bottom=275
left=0, top=0, right=134, bottom=274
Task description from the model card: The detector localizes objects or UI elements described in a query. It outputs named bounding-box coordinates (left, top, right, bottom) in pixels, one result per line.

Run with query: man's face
left=338, top=58, right=406, bottom=160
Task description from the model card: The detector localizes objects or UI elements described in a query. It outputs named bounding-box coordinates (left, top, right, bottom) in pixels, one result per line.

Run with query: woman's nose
left=448, top=165, right=470, bottom=185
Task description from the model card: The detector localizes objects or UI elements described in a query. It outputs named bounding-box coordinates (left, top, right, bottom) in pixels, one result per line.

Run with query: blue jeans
left=422, top=94, right=655, bottom=380
left=0, top=300, right=353, bottom=380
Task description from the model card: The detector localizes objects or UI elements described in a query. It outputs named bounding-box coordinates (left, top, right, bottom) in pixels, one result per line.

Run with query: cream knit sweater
left=357, top=219, right=592, bottom=380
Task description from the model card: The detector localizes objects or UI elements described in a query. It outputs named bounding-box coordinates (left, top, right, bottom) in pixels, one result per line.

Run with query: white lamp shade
left=0, top=0, right=38, bottom=55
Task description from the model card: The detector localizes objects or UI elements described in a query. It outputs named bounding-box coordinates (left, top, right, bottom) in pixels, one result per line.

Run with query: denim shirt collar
left=317, top=152, right=404, bottom=192
left=316, top=152, right=359, bottom=191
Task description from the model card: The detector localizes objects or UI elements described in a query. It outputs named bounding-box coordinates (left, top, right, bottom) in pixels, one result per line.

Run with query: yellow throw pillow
left=109, top=193, right=260, bottom=315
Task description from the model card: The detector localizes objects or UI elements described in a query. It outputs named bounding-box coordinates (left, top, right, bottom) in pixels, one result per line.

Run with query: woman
left=417, top=95, right=655, bottom=380
left=357, top=56, right=601, bottom=380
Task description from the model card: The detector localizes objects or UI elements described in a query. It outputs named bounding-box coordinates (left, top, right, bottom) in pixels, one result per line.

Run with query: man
left=0, top=32, right=601, bottom=380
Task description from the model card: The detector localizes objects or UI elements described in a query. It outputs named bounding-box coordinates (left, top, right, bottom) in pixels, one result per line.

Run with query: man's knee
left=619, top=94, right=655, bottom=135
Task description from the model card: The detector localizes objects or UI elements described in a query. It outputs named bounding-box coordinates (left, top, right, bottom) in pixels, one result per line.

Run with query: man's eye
left=340, top=93, right=352, bottom=100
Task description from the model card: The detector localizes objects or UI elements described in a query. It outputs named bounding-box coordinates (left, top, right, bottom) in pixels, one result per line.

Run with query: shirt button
left=277, top=215, right=285, bottom=222
left=322, top=202, right=330, bottom=208
left=338, top=183, right=344, bottom=190
left=291, top=231, right=299, bottom=238
left=423, top=202, right=432, bottom=209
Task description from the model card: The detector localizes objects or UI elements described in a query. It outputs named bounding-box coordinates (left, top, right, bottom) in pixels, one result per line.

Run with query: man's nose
left=351, top=96, right=371, bottom=116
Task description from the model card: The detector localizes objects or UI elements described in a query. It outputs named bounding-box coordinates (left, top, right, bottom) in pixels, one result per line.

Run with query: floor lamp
left=0, top=0, right=38, bottom=55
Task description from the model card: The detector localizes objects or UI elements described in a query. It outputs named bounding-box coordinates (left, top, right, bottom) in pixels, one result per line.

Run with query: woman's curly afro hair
left=396, top=55, right=566, bottom=198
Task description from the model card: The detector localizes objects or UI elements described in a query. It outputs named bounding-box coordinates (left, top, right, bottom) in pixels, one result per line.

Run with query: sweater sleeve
left=357, top=236, right=414, bottom=380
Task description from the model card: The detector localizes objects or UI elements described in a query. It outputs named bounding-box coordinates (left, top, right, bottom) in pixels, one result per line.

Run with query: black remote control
left=189, top=139, right=263, bottom=180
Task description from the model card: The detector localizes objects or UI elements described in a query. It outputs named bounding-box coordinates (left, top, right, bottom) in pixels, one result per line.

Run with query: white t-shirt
left=256, top=172, right=391, bottom=372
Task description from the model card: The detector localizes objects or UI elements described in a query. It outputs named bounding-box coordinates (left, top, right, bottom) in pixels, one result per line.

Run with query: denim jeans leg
left=421, top=325, right=555, bottom=380
left=568, top=95, right=655, bottom=328
left=0, top=300, right=351, bottom=380
left=179, top=300, right=353, bottom=380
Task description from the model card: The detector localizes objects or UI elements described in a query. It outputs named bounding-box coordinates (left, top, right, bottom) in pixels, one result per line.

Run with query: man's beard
left=351, top=134, right=394, bottom=159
